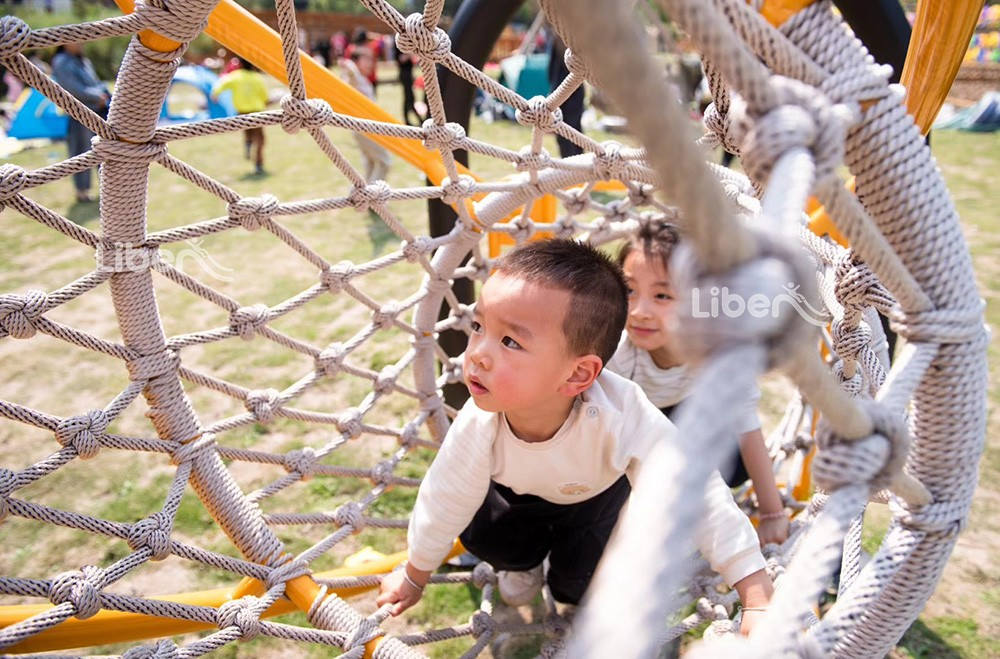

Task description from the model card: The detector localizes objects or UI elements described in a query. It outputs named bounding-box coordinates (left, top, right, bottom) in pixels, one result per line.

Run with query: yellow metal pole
left=1, top=542, right=465, bottom=654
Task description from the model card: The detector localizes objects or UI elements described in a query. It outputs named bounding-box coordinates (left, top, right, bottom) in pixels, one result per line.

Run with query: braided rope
left=0, top=0, right=986, bottom=657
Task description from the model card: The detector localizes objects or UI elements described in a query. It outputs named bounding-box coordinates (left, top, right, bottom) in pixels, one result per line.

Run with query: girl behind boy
left=608, top=222, right=790, bottom=546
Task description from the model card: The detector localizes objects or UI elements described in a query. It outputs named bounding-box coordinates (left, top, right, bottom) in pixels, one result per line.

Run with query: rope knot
left=127, top=512, right=173, bottom=560
left=316, top=342, right=347, bottom=376
left=0, top=290, right=47, bottom=339
left=91, top=137, right=166, bottom=164
left=395, top=13, right=451, bottom=63
left=338, top=407, right=363, bottom=439
left=49, top=566, right=103, bottom=619
left=55, top=410, right=108, bottom=459
left=469, top=561, right=495, bottom=589
left=169, top=433, right=215, bottom=466
left=333, top=501, right=364, bottom=530
left=420, top=392, right=444, bottom=414
left=401, top=236, right=432, bottom=262
left=370, top=460, right=394, bottom=485
left=280, top=95, right=334, bottom=133
left=228, top=194, right=278, bottom=231
left=510, top=217, right=535, bottom=243
left=134, top=0, right=208, bottom=43
left=603, top=199, right=630, bottom=224
left=890, top=305, right=987, bottom=345
left=890, top=498, right=967, bottom=537
left=563, top=190, right=590, bottom=215
left=284, top=447, right=318, bottom=479
left=230, top=304, right=270, bottom=340
left=216, top=596, right=263, bottom=641
left=0, top=163, right=28, bottom=200
left=0, top=16, right=31, bottom=59
left=349, top=180, right=392, bottom=213
left=593, top=142, right=629, bottom=182
left=122, top=639, right=180, bottom=659
left=814, top=399, right=908, bottom=491
left=372, top=302, right=401, bottom=330
left=96, top=241, right=161, bottom=274
left=516, top=96, right=562, bottom=131
left=742, top=77, right=851, bottom=184
left=443, top=357, right=464, bottom=384
left=834, top=251, right=879, bottom=308
left=515, top=145, right=552, bottom=172
left=399, top=421, right=419, bottom=447
left=374, top=365, right=399, bottom=394
left=627, top=183, right=654, bottom=208
left=245, top=388, right=281, bottom=423
left=126, top=350, right=179, bottom=381
left=832, top=360, right=864, bottom=397
left=469, top=610, right=496, bottom=638
left=421, top=119, right=466, bottom=152
left=702, top=95, right=752, bottom=156
left=321, top=261, right=354, bottom=294
left=448, top=303, right=474, bottom=334
left=670, top=232, right=820, bottom=366
left=830, top=318, right=872, bottom=364
left=469, top=257, right=491, bottom=281
left=440, top=174, right=476, bottom=206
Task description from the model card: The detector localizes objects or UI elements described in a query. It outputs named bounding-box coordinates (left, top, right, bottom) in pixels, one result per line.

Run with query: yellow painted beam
left=1, top=550, right=406, bottom=653
left=1, top=541, right=464, bottom=654
left=901, top=0, right=984, bottom=135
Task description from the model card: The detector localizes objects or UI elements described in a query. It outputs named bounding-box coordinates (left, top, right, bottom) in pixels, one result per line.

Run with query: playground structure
left=0, top=1, right=989, bottom=658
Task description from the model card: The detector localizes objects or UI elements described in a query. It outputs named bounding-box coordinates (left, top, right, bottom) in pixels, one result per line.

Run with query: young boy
left=377, top=239, right=772, bottom=633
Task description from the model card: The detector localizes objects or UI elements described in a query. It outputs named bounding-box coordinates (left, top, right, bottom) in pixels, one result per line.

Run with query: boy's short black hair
left=494, top=239, right=628, bottom=367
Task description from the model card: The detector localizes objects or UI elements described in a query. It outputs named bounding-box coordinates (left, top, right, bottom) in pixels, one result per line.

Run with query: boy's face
left=464, top=273, right=580, bottom=417
left=622, top=250, right=676, bottom=354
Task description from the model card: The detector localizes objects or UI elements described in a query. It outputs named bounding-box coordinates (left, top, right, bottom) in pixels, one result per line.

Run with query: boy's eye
left=470, top=320, right=482, bottom=333
left=625, top=287, right=634, bottom=296
left=656, top=293, right=673, bottom=301
left=501, top=336, right=522, bottom=349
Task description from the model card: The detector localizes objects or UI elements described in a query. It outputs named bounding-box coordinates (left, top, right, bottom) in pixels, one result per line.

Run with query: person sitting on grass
left=377, top=238, right=773, bottom=634
left=211, top=58, right=268, bottom=175
left=607, top=222, right=790, bottom=546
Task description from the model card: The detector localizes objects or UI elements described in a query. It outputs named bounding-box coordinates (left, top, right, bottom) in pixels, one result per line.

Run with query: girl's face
left=622, top=249, right=676, bottom=356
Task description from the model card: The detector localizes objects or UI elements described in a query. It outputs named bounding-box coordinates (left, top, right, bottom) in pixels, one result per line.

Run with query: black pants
left=459, top=475, right=631, bottom=604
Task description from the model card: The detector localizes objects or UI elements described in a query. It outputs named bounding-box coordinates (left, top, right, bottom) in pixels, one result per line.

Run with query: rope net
left=0, top=0, right=987, bottom=657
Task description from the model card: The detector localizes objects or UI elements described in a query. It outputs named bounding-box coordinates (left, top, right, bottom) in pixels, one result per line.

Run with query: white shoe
left=497, top=564, right=544, bottom=606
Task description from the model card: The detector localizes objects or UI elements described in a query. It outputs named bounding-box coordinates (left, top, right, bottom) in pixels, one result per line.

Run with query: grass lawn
left=1, top=57, right=997, bottom=657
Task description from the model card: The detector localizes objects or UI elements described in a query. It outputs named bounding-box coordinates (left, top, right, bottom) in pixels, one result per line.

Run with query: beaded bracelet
left=758, top=510, right=787, bottom=521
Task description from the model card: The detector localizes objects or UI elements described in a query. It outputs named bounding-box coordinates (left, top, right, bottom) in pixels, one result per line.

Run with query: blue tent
left=160, top=64, right=236, bottom=123
left=7, top=88, right=67, bottom=140
left=933, top=92, right=1000, bottom=132
left=8, top=64, right=236, bottom=140
left=498, top=53, right=551, bottom=100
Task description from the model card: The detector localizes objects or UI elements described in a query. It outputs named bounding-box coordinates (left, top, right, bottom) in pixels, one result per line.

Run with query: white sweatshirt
left=407, top=370, right=765, bottom=587
left=606, top=333, right=762, bottom=433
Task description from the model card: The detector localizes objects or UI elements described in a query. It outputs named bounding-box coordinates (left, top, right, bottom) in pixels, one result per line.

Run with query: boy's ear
left=559, top=354, right=603, bottom=397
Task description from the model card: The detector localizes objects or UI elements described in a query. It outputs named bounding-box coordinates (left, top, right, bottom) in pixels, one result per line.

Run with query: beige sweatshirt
left=407, top=370, right=765, bottom=587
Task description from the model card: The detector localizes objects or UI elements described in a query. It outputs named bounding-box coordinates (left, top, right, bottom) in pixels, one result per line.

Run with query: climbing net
left=0, top=0, right=987, bottom=657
